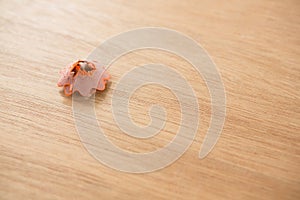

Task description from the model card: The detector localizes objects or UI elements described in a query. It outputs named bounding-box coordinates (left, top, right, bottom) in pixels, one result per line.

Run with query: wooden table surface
left=0, top=0, right=299, bottom=199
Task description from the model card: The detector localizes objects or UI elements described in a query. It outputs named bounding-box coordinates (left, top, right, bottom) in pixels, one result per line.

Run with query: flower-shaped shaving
left=57, top=60, right=110, bottom=96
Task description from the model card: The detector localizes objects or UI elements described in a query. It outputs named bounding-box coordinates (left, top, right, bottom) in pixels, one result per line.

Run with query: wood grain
left=0, top=0, right=299, bottom=199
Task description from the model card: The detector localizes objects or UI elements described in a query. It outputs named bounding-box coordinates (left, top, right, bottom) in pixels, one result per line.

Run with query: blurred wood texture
left=0, top=0, right=299, bottom=199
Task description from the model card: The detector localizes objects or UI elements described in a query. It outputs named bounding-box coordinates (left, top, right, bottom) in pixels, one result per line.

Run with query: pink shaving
left=57, top=60, right=110, bottom=97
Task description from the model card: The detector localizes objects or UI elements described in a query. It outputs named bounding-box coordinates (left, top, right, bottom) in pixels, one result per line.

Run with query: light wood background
left=0, top=0, right=299, bottom=199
